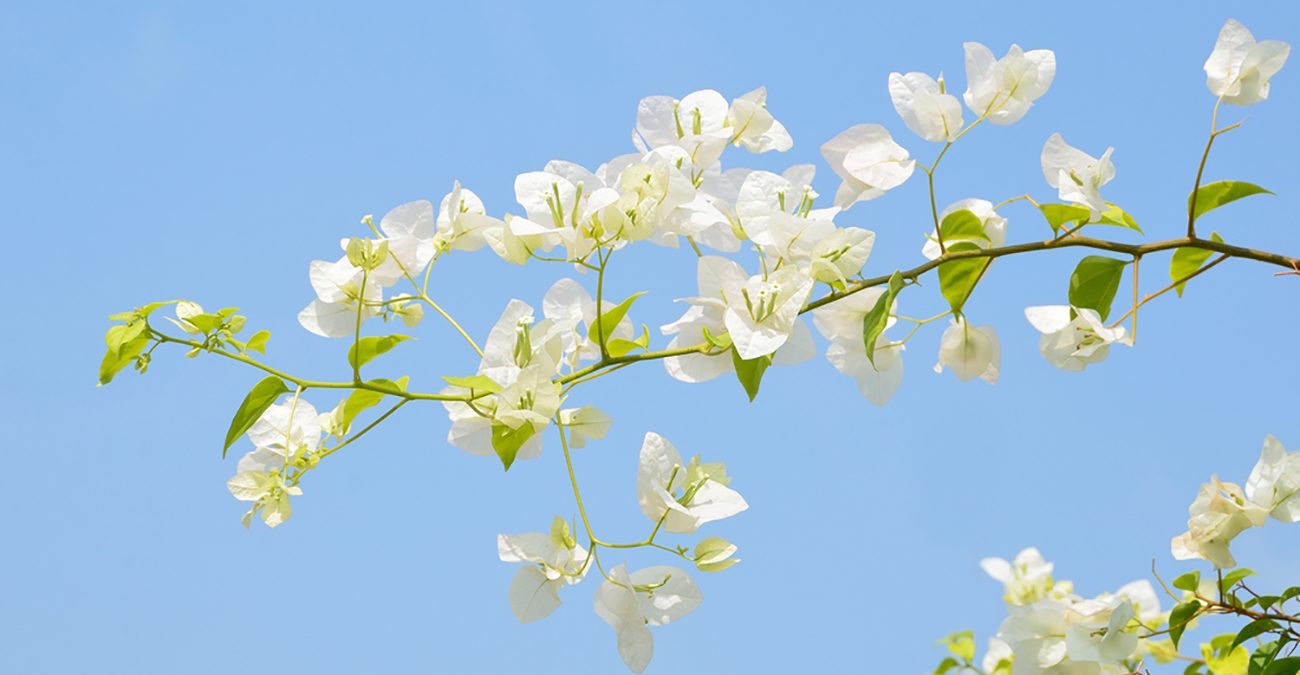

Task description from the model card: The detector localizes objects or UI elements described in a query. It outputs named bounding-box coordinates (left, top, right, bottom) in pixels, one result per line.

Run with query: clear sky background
left=3, top=2, right=1298, bottom=673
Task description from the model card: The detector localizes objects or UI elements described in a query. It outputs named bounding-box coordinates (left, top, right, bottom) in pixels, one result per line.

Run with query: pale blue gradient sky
left=3, top=2, right=1299, bottom=673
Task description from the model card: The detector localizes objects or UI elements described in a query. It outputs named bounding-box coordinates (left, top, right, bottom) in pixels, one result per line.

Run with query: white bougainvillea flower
left=933, top=319, right=1000, bottom=384
left=634, top=89, right=732, bottom=169
left=980, top=547, right=1055, bottom=606
left=726, top=86, right=793, bottom=153
left=497, top=516, right=588, bottom=624
left=889, top=71, right=964, bottom=142
left=820, top=124, right=916, bottom=209
left=679, top=256, right=812, bottom=361
left=963, top=42, right=1056, bottom=124
left=559, top=406, right=613, bottom=449
left=375, top=199, right=436, bottom=282
left=1024, top=306, right=1130, bottom=372
left=808, top=226, right=875, bottom=289
left=434, top=182, right=499, bottom=252
left=1246, top=434, right=1300, bottom=522
left=1109, top=580, right=1163, bottom=626
left=1204, top=19, right=1291, bottom=106
left=440, top=300, right=564, bottom=460
left=812, top=287, right=906, bottom=405
left=542, top=278, right=633, bottom=367
left=1062, top=598, right=1139, bottom=667
left=981, top=638, right=1013, bottom=674
left=1041, top=133, right=1116, bottom=219
left=1171, top=476, right=1269, bottom=569
left=247, top=397, right=322, bottom=460
left=996, top=598, right=1073, bottom=675
left=922, top=199, right=1007, bottom=260
left=298, top=256, right=383, bottom=338
left=659, top=257, right=814, bottom=383
left=593, top=564, right=702, bottom=673
left=227, top=446, right=302, bottom=528
left=636, top=432, right=747, bottom=534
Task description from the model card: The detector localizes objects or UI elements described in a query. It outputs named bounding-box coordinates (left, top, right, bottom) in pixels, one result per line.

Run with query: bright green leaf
left=1096, top=203, right=1144, bottom=233
left=606, top=325, right=651, bottom=358
left=1232, top=619, right=1280, bottom=653
left=939, top=209, right=989, bottom=242
left=348, top=334, right=413, bottom=369
left=1222, top=569, right=1257, bottom=592
left=731, top=349, right=773, bottom=402
left=1039, top=203, right=1091, bottom=232
left=1171, top=600, right=1202, bottom=649
left=338, top=377, right=409, bottom=434
left=1189, top=181, right=1274, bottom=223
left=1068, top=255, right=1128, bottom=321
left=1250, top=641, right=1285, bottom=675
left=442, top=374, right=502, bottom=394
left=862, top=272, right=904, bottom=366
left=1174, top=571, right=1203, bottom=593
left=246, top=330, right=271, bottom=354
left=588, top=292, right=646, bottom=348
left=222, top=376, right=291, bottom=457
left=1171, top=232, right=1225, bottom=296
left=694, top=537, right=740, bottom=572
left=1205, top=641, right=1249, bottom=675
left=702, top=325, right=732, bottom=350
left=491, top=421, right=536, bottom=471
left=938, top=241, right=991, bottom=316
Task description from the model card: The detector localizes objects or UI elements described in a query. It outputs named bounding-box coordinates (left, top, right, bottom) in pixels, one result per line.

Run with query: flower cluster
left=1172, top=435, right=1300, bottom=569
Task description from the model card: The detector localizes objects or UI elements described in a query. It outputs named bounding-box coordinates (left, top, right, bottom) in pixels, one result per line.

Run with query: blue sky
left=4, top=2, right=1299, bottom=673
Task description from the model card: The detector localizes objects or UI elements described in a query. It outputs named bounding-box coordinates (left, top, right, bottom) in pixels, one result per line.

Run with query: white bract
left=963, top=42, right=1056, bottom=124
left=497, top=516, right=588, bottom=624
left=997, top=597, right=1139, bottom=675
left=593, top=564, right=702, bottom=673
left=1171, top=477, right=1268, bottom=569
left=559, top=406, right=613, bottom=449
left=934, top=319, right=1001, bottom=384
left=981, top=547, right=1055, bottom=606
left=889, top=71, right=964, bottom=142
left=636, top=432, right=747, bottom=534
left=922, top=199, right=1007, bottom=260
left=1204, top=19, right=1291, bottom=106
left=683, top=256, right=813, bottom=361
left=660, top=257, right=814, bottom=384
left=226, top=397, right=322, bottom=528
left=1041, top=133, right=1116, bottom=219
left=812, top=287, right=906, bottom=405
left=1246, top=434, right=1300, bottom=522
left=820, top=124, right=915, bottom=209
left=1024, top=306, right=1129, bottom=372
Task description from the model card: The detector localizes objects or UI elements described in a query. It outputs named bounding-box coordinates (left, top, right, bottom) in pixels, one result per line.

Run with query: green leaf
left=1171, top=232, right=1225, bottom=296
left=1252, top=596, right=1282, bottom=612
left=491, top=421, right=536, bottom=471
left=862, top=272, right=904, bottom=366
left=338, top=377, right=409, bottom=434
left=1251, top=641, right=1285, bottom=675
left=606, top=325, right=651, bottom=358
left=1096, top=203, right=1144, bottom=233
left=99, top=321, right=151, bottom=386
left=1232, top=619, right=1281, bottom=653
left=1190, top=181, right=1273, bottom=223
left=939, top=630, right=976, bottom=662
left=1174, top=571, right=1203, bottom=593
left=731, top=349, right=773, bottom=402
left=1263, top=657, right=1300, bottom=675
left=1039, top=203, right=1091, bottom=232
left=347, top=334, right=412, bottom=369
left=222, top=376, right=291, bottom=457
left=701, top=325, right=732, bottom=350
left=938, top=241, right=991, bottom=316
left=1283, top=587, right=1300, bottom=602
left=939, top=209, right=989, bottom=242
left=693, top=537, right=740, bottom=572
left=588, top=292, right=646, bottom=348
left=1170, top=600, right=1202, bottom=649
left=1204, top=639, right=1250, bottom=675
left=1068, top=255, right=1128, bottom=321
left=932, top=656, right=960, bottom=675
left=245, top=330, right=271, bottom=354
left=441, top=374, right=502, bottom=394
left=1222, top=569, right=1257, bottom=592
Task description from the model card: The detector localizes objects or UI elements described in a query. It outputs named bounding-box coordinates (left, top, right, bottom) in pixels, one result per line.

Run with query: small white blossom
left=1172, top=476, right=1268, bottom=568
left=593, top=564, right=702, bottom=673
left=1246, top=434, right=1300, bottom=522
left=1024, top=306, right=1129, bottom=372
left=934, top=319, right=1000, bottom=384
left=963, top=42, right=1056, bottom=124
left=1041, top=134, right=1116, bottom=220
left=1204, top=19, right=1291, bottom=106
left=889, top=71, right=964, bottom=142
left=820, top=124, right=915, bottom=209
